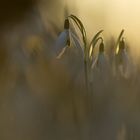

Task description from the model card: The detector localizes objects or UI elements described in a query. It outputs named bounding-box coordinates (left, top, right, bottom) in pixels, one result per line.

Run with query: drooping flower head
left=91, top=38, right=107, bottom=70
left=64, top=18, right=69, bottom=30
left=53, top=18, right=70, bottom=58
left=116, top=38, right=126, bottom=65
left=54, top=16, right=85, bottom=59
left=97, top=41, right=106, bottom=69
left=99, top=41, right=104, bottom=53
left=115, top=37, right=132, bottom=78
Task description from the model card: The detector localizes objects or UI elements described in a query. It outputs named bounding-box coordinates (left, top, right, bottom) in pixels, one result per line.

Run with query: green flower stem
left=68, top=15, right=90, bottom=94
left=67, top=15, right=103, bottom=95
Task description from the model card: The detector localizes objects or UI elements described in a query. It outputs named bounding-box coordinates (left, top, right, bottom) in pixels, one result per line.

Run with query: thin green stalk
left=89, top=36, right=104, bottom=66
left=68, top=15, right=89, bottom=94
left=67, top=15, right=103, bottom=95
left=89, top=30, right=104, bottom=49
left=84, top=52, right=89, bottom=94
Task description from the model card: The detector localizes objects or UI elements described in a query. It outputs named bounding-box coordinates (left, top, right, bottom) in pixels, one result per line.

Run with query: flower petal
left=115, top=50, right=133, bottom=78
left=92, top=53, right=109, bottom=73
left=97, top=53, right=107, bottom=69
left=91, top=56, right=98, bottom=69
left=54, top=29, right=69, bottom=57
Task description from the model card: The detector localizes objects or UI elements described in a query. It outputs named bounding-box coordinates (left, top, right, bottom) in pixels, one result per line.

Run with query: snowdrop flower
left=54, top=18, right=83, bottom=59
left=115, top=38, right=132, bottom=78
left=90, top=40, right=111, bottom=98
left=54, top=17, right=85, bottom=80
left=90, top=40, right=110, bottom=86
left=54, top=19, right=70, bottom=58
left=92, top=41, right=109, bottom=72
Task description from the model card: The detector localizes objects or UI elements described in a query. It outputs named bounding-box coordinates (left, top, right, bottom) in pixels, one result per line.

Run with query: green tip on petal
left=119, top=38, right=125, bottom=50
left=99, top=42, right=104, bottom=53
left=64, top=18, right=69, bottom=29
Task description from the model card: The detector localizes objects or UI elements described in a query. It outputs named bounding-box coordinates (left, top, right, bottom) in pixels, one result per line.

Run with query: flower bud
left=99, top=42, right=104, bottom=53
left=64, top=18, right=69, bottom=30
left=119, top=39, right=125, bottom=50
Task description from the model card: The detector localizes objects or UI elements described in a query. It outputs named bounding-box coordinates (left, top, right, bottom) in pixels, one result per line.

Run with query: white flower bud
left=54, top=28, right=70, bottom=58
left=115, top=39, right=132, bottom=78
left=92, top=42, right=109, bottom=72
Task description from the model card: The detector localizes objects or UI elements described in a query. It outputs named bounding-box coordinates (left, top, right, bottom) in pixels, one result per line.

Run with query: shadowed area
left=0, top=0, right=38, bottom=26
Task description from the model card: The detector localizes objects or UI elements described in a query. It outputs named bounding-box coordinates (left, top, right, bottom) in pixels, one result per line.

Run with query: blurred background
left=0, top=0, right=140, bottom=140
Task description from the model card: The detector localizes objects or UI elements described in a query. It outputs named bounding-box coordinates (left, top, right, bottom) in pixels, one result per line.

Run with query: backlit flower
left=115, top=38, right=131, bottom=78
left=54, top=18, right=83, bottom=59
left=54, top=19, right=70, bottom=58
left=92, top=41, right=109, bottom=72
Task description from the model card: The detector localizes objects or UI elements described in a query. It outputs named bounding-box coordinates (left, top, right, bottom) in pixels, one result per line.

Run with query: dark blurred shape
left=0, top=0, right=38, bottom=26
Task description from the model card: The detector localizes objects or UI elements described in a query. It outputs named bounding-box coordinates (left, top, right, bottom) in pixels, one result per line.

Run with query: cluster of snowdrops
left=53, top=15, right=134, bottom=92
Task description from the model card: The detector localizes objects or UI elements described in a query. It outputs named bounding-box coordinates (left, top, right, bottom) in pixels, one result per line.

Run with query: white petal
left=91, top=56, right=98, bottom=69
left=97, top=53, right=107, bottom=69
left=115, top=50, right=133, bottom=78
left=56, top=47, right=67, bottom=59
left=54, top=29, right=69, bottom=56
left=92, top=53, right=108, bottom=70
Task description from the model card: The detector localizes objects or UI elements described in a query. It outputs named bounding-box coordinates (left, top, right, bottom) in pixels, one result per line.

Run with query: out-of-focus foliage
left=0, top=0, right=38, bottom=26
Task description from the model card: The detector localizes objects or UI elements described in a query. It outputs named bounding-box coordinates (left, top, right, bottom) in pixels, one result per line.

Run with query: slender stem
left=84, top=58, right=89, bottom=94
